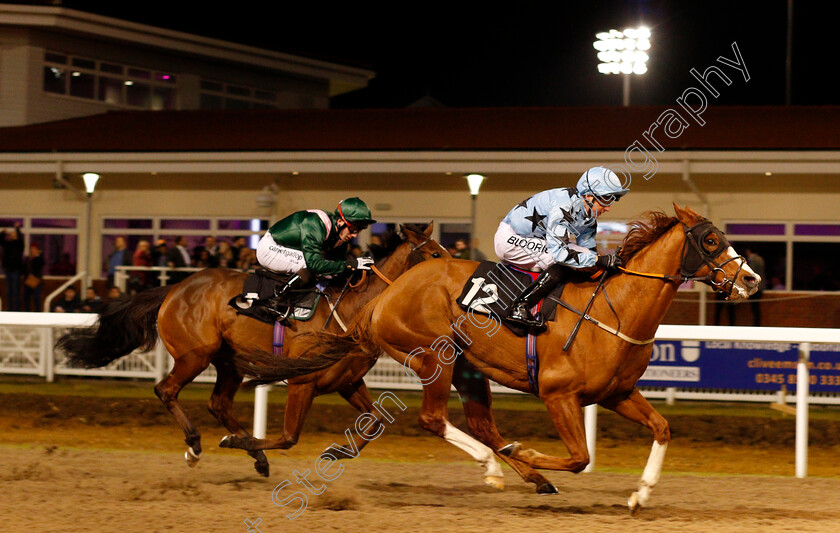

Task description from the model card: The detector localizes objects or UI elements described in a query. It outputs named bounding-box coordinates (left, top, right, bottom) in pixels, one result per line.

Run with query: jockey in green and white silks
left=493, top=166, right=630, bottom=328
left=256, top=197, right=376, bottom=316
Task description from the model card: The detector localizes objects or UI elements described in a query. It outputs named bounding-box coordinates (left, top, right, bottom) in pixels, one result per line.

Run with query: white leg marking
left=443, top=421, right=504, bottom=480
left=630, top=441, right=667, bottom=510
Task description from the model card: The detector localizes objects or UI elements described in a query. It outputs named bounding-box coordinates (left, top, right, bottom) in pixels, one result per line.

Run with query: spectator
left=22, top=243, right=45, bottom=312
left=194, top=249, right=213, bottom=269
left=230, top=236, right=247, bottom=264
left=743, top=247, right=766, bottom=326
left=237, top=247, right=258, bottom=270
left=51, top=286, right=81, bottom=313
left=770, top=276, right=785, bottom=290
left=453, top=238, right=487, bottom=261
left=193, top=236, right=219, bottom=267
left=50, top=252, right=76, bottom=276
left=106, top=286, right=123, bottom=300
left=78, top=287, right=104, bottom=313
left=152, top=238, right=168, bottom=266
left=368, top=234, right=388, bottom=261
left=713, top=291, right=737, bottom=326
left=349, top=244, right=363, bottom=259
left=1, top=223, right=25, bottom=311
left=216, top=240, right=235, bottom=268
left=107, top=236, right=133, bottom=288
left=132, top=239, right=153, bottom=291
left=165, top=235, right=192, bottom=283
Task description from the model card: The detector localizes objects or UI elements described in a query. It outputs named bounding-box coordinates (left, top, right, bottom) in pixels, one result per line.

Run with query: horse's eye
left=432, top=252, right=441, bottom=258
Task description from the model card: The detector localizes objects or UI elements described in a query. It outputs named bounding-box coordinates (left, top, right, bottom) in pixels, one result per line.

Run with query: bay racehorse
left=57, top=224, right=457, bottom=477
left=233, top=205, right=760, bottom=512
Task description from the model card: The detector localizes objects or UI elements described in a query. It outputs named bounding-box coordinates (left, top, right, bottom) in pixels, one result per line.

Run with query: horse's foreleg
left=502, top=391, right=590, bottom=473
left=451, top=358, right=557, bottom=494
left=209, top=359, right=269, bottom=477
left=328, top=381, right=382, bottom=458
left=153, top=355, right=209, bottom=467
left=600, top=388, right=670, bottom=514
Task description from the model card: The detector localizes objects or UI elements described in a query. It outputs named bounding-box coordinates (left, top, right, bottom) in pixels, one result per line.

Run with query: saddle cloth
left=228, top=269, right=321, bottom=325
left=456, top=261, right=565, bottom=337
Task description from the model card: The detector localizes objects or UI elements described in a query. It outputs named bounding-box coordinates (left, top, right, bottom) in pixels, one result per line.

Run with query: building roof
left=0, top=105, right=838, bottom=153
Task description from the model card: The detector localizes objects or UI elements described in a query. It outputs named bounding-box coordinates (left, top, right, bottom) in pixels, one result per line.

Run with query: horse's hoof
left=628, top=492, right=642, bottom=515
left=497, top=442, right=521, bottom=458
left=219, top=435, right=234, bottom=448
left=484, top=475, right=505, bottom=491
left=536, top=482, right=559, bottom=495
left=185, top=447, right=201, bottom=467
left=254, top=458, right=270, bottom=477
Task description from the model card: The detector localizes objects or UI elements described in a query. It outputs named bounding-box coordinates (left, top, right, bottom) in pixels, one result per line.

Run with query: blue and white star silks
left=502, top=187, right=598, bottom=268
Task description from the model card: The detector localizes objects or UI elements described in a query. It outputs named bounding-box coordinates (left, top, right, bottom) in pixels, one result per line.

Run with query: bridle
left=617, top=219, right=746, bottom=297
left=350, top=235, right=438, bottom=288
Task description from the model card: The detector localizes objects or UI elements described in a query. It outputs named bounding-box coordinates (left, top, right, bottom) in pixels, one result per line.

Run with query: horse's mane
left=618, top=211, right=680, bottom=262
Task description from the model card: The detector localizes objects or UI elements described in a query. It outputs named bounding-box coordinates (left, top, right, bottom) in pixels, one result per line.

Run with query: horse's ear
left=424, top=221, right=434, bottom=236
left=673, top=203, right=699, bottom=225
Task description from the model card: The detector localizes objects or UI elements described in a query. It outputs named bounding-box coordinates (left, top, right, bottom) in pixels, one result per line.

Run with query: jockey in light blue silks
left=493, top=166, right=630, bottom=328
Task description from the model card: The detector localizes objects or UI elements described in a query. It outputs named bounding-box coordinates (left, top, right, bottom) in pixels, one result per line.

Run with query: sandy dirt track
left=2, top=391, right=840, bottom=533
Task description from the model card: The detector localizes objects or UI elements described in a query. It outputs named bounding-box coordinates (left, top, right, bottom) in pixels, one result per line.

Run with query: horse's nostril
left=743, top=275, right=757, bottom=287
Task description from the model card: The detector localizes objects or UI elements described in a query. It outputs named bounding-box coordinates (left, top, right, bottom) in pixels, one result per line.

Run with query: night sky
left=47, top=1, right=834, bottom=108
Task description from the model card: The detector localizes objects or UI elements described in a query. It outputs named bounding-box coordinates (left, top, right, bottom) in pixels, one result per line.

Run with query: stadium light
left=464, top=174, right=486, bottom=260
left=594, top=27, right=651, bottom=105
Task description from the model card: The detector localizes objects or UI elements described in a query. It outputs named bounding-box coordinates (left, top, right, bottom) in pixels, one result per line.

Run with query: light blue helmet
left=576, top=166, right=630, bottom=205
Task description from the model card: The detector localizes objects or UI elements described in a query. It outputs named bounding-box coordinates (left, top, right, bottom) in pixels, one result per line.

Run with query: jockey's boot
left=505, top=265, right=565, bottom=329
left=265, top=269, right=311, bottom=319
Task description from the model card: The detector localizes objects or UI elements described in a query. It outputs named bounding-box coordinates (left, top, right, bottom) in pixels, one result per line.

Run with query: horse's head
left=399, top=222, right=449, bottom=266
left=674, top=204, right=760, bottom=301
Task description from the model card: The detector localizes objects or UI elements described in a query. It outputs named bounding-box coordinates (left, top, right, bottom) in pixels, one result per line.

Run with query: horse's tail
left=56, top=285, right=172, bottom=368
left=236, top=298, right=380, bottom=385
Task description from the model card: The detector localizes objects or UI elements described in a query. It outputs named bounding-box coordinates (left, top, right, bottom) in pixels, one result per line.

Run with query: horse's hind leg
left=326, top=380, right=383, bottom=458
left=153, top=354, right=210, bottom=467
left=221, top=381, right=316, bottom=452
left=209, top=357, right=270, bottom=477
left=600, top=387, right=670, bottom=514
left=451, top=358, right=558, bottom=494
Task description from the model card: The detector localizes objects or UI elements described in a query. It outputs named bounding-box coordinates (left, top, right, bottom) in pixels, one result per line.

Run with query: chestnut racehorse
left=234, top=205, right=761, bottom=512
left=57, top=224, right=456, bottom=477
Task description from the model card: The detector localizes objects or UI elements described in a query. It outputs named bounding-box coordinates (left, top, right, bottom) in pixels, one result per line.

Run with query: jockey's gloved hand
left=595, top=252, right=623, bottom=270
left=346, top=256, right=374, bottom=271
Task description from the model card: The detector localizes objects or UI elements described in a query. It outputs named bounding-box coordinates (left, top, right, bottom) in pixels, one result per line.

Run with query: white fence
left=2, top=312, right=839, bottom=477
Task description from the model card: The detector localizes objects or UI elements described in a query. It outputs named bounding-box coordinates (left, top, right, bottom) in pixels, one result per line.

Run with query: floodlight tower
left=593, top=27, right=651, bottom=106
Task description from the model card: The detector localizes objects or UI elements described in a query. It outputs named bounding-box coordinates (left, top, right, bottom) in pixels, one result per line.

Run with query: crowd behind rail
left=1, top=225, right=482, bottom=313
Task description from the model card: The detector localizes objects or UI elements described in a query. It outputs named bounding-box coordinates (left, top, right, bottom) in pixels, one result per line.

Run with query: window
left=1, top=217, right=79, bottom=277
left=200, top=79, right=280, bottom=110
left=101, top=216, right=270, bottom=277
left=43, top=51, right=178, bottom=110
left=726, top=221, right=840, bottom=291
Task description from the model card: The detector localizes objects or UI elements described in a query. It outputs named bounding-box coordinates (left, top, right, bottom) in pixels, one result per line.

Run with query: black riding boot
left=266, top=269, right=312, bottom=318
left=506, top=265, right=565, bottom=328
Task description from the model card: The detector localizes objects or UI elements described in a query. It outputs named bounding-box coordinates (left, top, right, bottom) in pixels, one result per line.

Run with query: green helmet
left=335, top=197, right=376, bottom=229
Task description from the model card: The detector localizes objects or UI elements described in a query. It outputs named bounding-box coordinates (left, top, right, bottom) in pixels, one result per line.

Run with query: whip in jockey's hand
left=493, top=166, right=630, bottom=329
left=255, top=197, right=376, bottom=318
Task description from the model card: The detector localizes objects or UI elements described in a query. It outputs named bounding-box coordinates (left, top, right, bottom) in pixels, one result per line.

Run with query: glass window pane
left=32, top=234, right=78, bottom=276
left=794, top=224, right=840, bottom=237
left=725, top=223, right=786, bottom=236
left=0, top=218, right=25, bottom=227
left=126, top=82, right=151, bottom=108
left=32, top=218, right=77, bottom=229
left=127, top=68, right=151, bottom=80
left=218, top=219, right=269, bottom=231
left=43, top=66, right=66, bottom=94
left=226, top=85, right=250, bottom=97
left=160, top=219, right=210, bottom=230
left=792, top=242, right=840, bottom=291
left=101, top=63, right=123, bottom=74
left=225, top=98, right=250, bottom=109
left=730, top=240, right=787, bottom=290
left=201, top=80, right=223, bottom=92
left=71, top=57, right=95, bottom=70
left=152, top=86, right=176, bottom=110
left=69, top=71, right=95, bottom=99
left=104, top=218, right=153, bottom=229
left=200, top=93, right=223, bottom=109
left=254, top=90, right=276, bottom=102
left=98, top=77, right=124, bottom=105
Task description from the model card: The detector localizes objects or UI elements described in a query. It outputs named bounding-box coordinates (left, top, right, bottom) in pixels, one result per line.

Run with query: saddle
left=228, top=268, right=321, bottom=325
left=456, top=261, right=568, bottom=337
